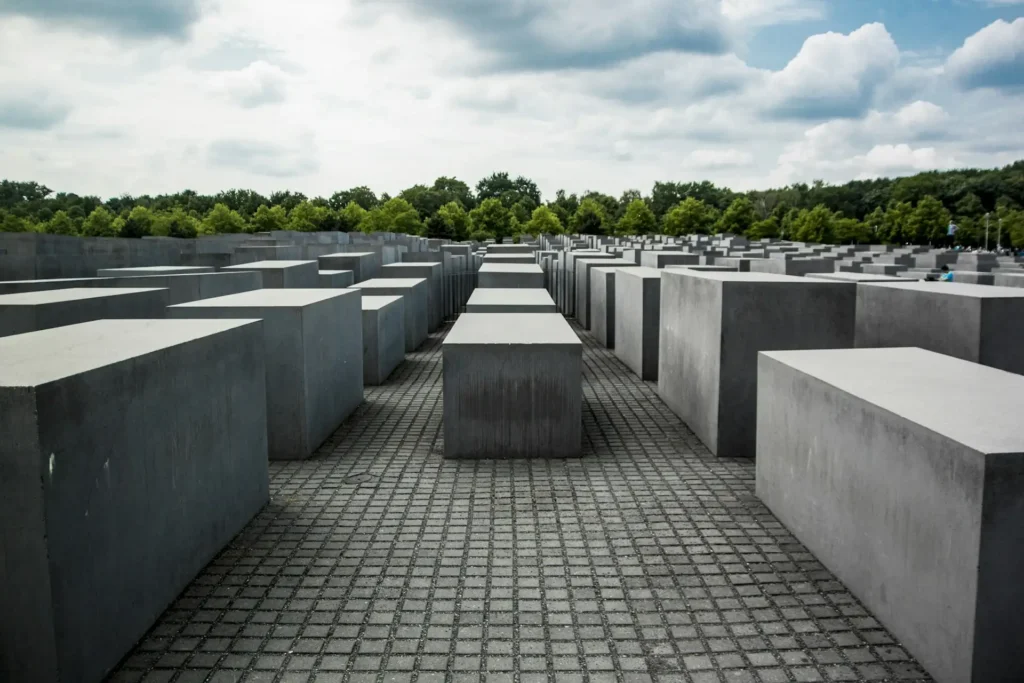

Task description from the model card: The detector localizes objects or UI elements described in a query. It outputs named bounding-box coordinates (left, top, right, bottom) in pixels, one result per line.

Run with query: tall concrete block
left=0, top=319, right=269, bottom=683
left=361, top=295, right=406, bottom=385
left=658, top=270, right=855, bottom=458
left=352, top=278, right=429, bottom=352
left=318, top=252, right=380, bottom=283
left=590, top=264, right=642, bottom=348
left=168, top=289, right=364, bottom=460
left=0, top=287, right=170, bottom=337
left=855, top=281, right=1024, bottom=374
left=756, top=347, right=1024, bottom=683
left=478, top=264, right=544, bottom=289
left=465, top=288, right=557, bottom=313
left=443, top=313, right=582, bottom=458
left=319, top=270, right=355, bottom=288
left=575, top=257, right=632, bottom=329
left=614, top=267, right=662, bottom=381
left=379, top=262, right=443, bottom=332
left=223, top=260, right=319, bottom=288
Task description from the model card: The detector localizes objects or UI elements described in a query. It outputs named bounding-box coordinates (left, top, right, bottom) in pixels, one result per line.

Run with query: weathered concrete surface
left=465, top=288, right=557, bottom=313
left=0, top=277, right=115, bottom=295
left=756, top=347, right=1024, bottom=683
left=485, top=244, right=537, bottom=255
left=318, top=252, right=380, bottom=283
left=319, top=270, right=355, bottom=288
left=0, top=319, right=269, bottom=683
left=639, top=251, right=699, bottom=269
left=576, top=257, right=632, bottom=329
left=658, top=270, right=855, bottom=458
left=443, top=313, right=582, bottom=458
left=614, top=267, right=662, bottom=381
left=96, top=266, right=214, bottom=277
left=361, top=295, right=406, bottom=385
left=482, top=254, right=535, bottom=265
left=590, top=264, right=642, bottom=348
left=352, top=278, right=429, bottom=352
left=750, top=258, right=834, bottom=276
left=94, top=271, right=263, bottom=305
left=478, top=264, right=544, bottom=289
left=994, top=272, right=1024, bottom=288
left=379, top=263, right=444, bottom=332
left=168, top=289, right=364, bottom=460
left=0, top=287, right=170, bottom=337
left=223, top=260, right=319, bottom=288
left=808, top=272, right=905, bottom=283
left=855, top=281, right=1024, bottom=374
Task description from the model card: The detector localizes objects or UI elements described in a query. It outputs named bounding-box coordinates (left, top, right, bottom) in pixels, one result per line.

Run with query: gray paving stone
left=107, top=321, right=933, bottom=683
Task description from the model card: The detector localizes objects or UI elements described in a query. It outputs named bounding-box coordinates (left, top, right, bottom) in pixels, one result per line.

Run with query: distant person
left=939, top=265, right=954, bottom=282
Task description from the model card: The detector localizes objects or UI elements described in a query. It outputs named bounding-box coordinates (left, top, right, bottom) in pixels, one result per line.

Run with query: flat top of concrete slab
left=362, top=295, right=403, bottom=311
left=666, top=265, right=738, bottom=272
left=762, top=347, right=1024, bottom=455
left=808, top=272, right=905, bottom=283
left=99, top=266, right=211, bottom=273
left=321, top=252, right=376, bottom=258
left=169, top=288, right=357, bottom=308
left=0, top=287, right=166, bottom=305
left=382, top=263, right=440, bottom=270
left=617, top=266, right=664, bottom=279
left=444, top=313, right=581, bottom=346
left=578, top=257, right=633, bottom=266
left=0, top=319, right=260, bottom=387
left=353, top=278, right=427, bottom=289
left=483, top=254, right=534, bottom=259
left=662, top=270, right=836, bottom=284
left=0, top=277, right=113, bottom=286
left=466, top=289, right=556, bottom=306
left=319, top=270, right=352, bottom=275
left=478, top=264, right=544, bottom=273
left=593, top=264, right=643, bottom=274
left=223, top=260, right=316, bottom=269
left=862, top=280, right=1024, bottom=298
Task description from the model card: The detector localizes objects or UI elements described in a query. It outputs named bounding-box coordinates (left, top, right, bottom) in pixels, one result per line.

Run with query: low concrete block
left=96, top=271, right=263, bottom=305
left=0, top=287, right=170, bottom=337
left=714, top=257, right=762, bottom=272
left=0, top=319, right=268, bottom=683
left=96, top=266, right=214, bottom=277
left=465, top=288, right=557, bottom=313
left=591, top=264, right=643, bottom=348
left=614, top=267, right=662, bottom=380
left=0, top=277, right=113, bottom=295
left=485, top=244, right=537, bottom=255
left=223, top=260, right=318, bottom=288
left=639, top=251, right=699, bottom=269
left=855, top=281, right=1024, bottom=374
left=658, top=271, right=855, bottom=458
left=750, top=257, right=833, bottom=276
left=319, top=270, right=355, bottom=288
left=808, top=272, right=905, bottom=283
left=361, top=295, right=405, bottom=385
left=478, top=264, right=544, bottom=289
left=352, top=278, right=429, bottom=352
left=379, top=262, right=443, bottom=332
left=168, top=289, right=363, bottom=460
left=756, top=347, right=1024, bottom=683
left=443, top=313, right=582, bottom=458
left=482, top=254, right=535, bottom=265
left=318, top=252, right=380, bottom=283
left=994, top=272, right=1024, bottom=288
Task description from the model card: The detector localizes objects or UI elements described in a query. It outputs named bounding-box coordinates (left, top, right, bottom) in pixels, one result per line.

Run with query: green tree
left=616, top=199, right=656, bottom=235
left=252, top=204, right=288, bottom=232
left=881, top=201, right=913, bottom=244
left=120, top=206, right=155, bottom=238
left=525, top=205, right=563, bottom=236
left=424, top=213, right=453, bottom=239
left=43, top=210, right=77, bottom=235
left=81, top=206, right=117, bottom=237
left=432, top=176, right=475, bottom=210
left=1003, top=209, right=1024, bottom=248
left=833, top=216, right=870, bottom=244
left=203, top=203, right=247, bottom=234
left=863, top=206, right=886, bottom=242
left=361, top=198, right=423, bottom=235
left=906, top=195, right=950, bottom=244
left=154, top=208, right=199, bottom=239
left=476, top=172, right=541, bottom=208
left=0, top=211, right=34, bottom=233
left=289, top=201, right=329, bottom=232
left=437, top=202, right=470, bottom=241
left=469, top=198, right=513, bottom=242
left=337, top=202, right=367, bottom=232
left=745, top=216, right=779, bottom=240
left=717, top=197, right=757, bottom=235
left=661, top=198, right=718, bottom=236
left=955, top=193, right=985, bottom=220
left=329, top=186, right=378, bottom=211
left=569, top=198, right=609, bottom=235
left=792, top=205, right=836, bottom=243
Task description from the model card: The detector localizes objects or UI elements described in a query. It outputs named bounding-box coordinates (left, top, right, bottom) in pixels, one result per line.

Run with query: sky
left=0, top=0, right=1022, bottom=201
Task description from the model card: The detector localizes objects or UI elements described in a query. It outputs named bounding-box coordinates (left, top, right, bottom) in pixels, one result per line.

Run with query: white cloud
left=684, top=148, right=755, bottom=169
left=207, top=60, right=290, bottom=108
left=852, top=144, right=958, bottom=178
left=945, top=18, right=1024, bottom=90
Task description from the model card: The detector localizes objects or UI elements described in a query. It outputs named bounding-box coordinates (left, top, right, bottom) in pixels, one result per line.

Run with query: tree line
left=2, top=161, right=1024, bottom=247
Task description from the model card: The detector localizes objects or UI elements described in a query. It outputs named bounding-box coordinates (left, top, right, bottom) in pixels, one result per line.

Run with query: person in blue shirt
left=939, top=265, right=954, bottom=282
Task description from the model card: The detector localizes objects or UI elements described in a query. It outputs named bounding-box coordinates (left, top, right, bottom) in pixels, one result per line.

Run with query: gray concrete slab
left=639, top=251, right=699, bottom=269
left=855, top=281, right=1024, bottom=374
left=319, top=270, right=355, bottom=288
left=379, top=262, right=444, bottom=332
left=0, top=287, right=170, bottom=337
left=361, top=295, right=405, bottom=385
left=994, top=272, right=1024, bottom=288
left=478, top=263, right=544, bottom=289
left=808, top=272, right=905, bottom=283
left=352, top=278, right=430, bottom=352
left=485, top=244, right=537, bottom=255
left=576, top=257, right=634, bottom=330
left=0, top=319, right=268, bottom=683
left=750, top=257, right=834, bottom=276
left=465, top=288, right=557, bottom=313
left=223, top=260, right=319, bottom=288
left=590, top=264, right=643, bottom=348
left=443, top=313, right=582, bottom=458
left=482, top=254, right=535, bottom=265
left=756, top=347, right=1024, bottom=683
left=614, top=267, right=662, bottom=381
left=168, top=289, right=364, bottom=460
left=318, top=252, right=380, bottom=283
left=92, top=271, right=263, bottom=305
left=658, top=270, right=855, bottom=458
left=0, top=277, right=115, bottom=295
left=96, top=266, right=215, bottom=277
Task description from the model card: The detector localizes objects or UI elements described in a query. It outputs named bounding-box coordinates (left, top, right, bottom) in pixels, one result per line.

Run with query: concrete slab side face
left=380, top=263, right=443, bottom=331
left=0, top=288, right=170, bottom=338
left=614, top=269, right=661, bottom=381
left=224, top=261, right=319, bottom=288
left=353, top=279, right=428, bottom=352
left=755, top=348, right=1024, bottom=683
left=465, top=288, right=556, bottom=314
left=361, top=296, right=405, bottom=385
left=478, top=264, right=544, bottom=289
left=0, top=319, right=269, bottom=683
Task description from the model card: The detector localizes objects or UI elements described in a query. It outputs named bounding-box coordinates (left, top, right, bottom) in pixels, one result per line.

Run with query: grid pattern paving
left=108, top=320, right=931, bottom=683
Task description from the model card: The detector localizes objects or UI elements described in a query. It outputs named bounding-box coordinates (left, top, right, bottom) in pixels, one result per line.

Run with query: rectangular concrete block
left=485, top=244, right=537, bottom=255
left=808, top=272, right=905, bottom=283
left=614, top=267, right=662, bottom=381
left=465, top=288, right=557, bottom=313
left=318, top=252, right=380, bottom=283
left=756, top=347, right=1024, bottom=683
left=0, top=319, right=269, bottom=683
left=443, top=313, right=582, bottom=458
left=591, top=264, right=643, bottom=348
left=319, top=270, right=355, bottom=288
left=658, top=271, right=855, bottom=458
left=95, top=271, right=264, bottom=305
left=352, top=278, right=429, bottom=352
left=482, top=254, right=535, bottom=265
left=750, top=257, right=834, bottom=276
left=96, top=266, right=214, bottom=277
left=639, top=251, right=699, bottom=269
left=855, top=281, right=1024, bottom=374
left=223, top=260, right=319, bottom=288
left=0, top=287, right=170, bottom=337
left=576, top=257, right=633, bottom=329
left=478, top=264, right=544, bottom=289
left=361, top=295, right=406, bottom=385
left=0, top=277, right=114, bottom=295
left=168, top=289, right=364, bottom=460
left=379, top=262, right=443, bottom=332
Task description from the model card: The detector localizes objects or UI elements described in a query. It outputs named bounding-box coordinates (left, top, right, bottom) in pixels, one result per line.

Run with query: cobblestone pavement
left=109, top=321, right=932, bottom=683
